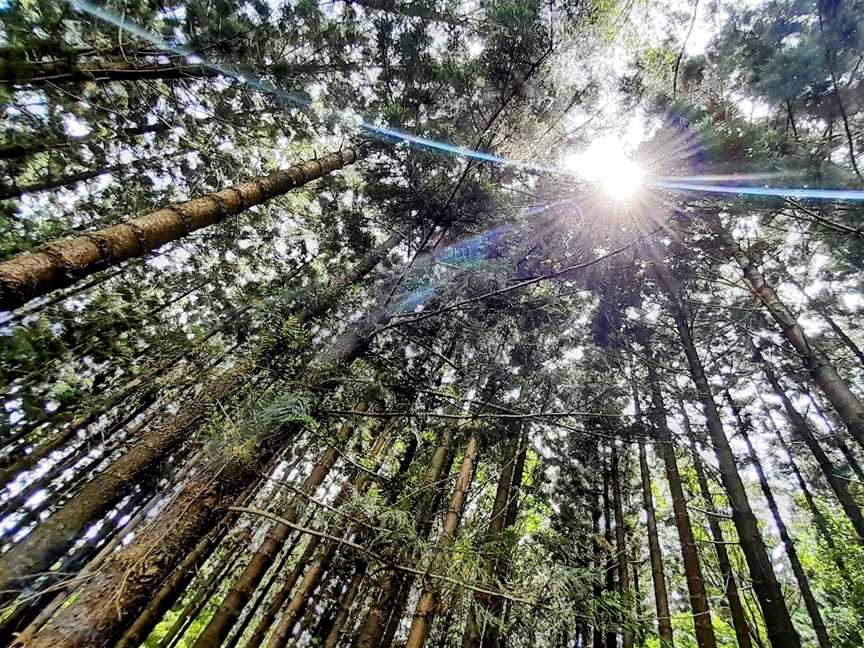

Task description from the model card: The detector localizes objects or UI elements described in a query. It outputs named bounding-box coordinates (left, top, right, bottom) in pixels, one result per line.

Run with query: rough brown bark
left=680, top=405, right=753, bottom=648
left=463, top=430, right=520, bottom=648
left=728, top=393, right=831, bottom=648
left=244, top=537, right=323, bottom=648
left=404, top=435, right=479, bottom=648
left=709, top=215, right=864, bottom=450
left=653, top=260, right=801, bottom=648
left=645, top=357, right=715, bottom=648
left=637, top=439, right=673, bottom=646
left=0, top=233, right=398, bottom=601
left=321, top=562, right=366, bottom=648
left=0, top=148, right=359, bottom=310
left=756, top=351, right=864, bottom=544
left=191, top=405, right=368, bottom=648
left=352, top=426, right=456, bottom=648
left=24, top=313, right=386, bottom=648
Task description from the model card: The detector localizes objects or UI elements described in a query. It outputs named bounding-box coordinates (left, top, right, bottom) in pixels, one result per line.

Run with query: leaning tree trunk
left=637, top=438, right=673, bottom=645
left=0, top=60, right=356, bottom=86
left=708, top=214, right=864, bottom=451
left=404, top=435, right=480, bottom=648
left=481, top=426, right=527, bottom=648
left=728, top=394, right=832, bottom=648
left=653, top=261, right=801, bottom=648
left=190, top=406, right=369, bottom=648
left=322, top=562, right=366, bottom=648
left=0, top=147, right=359, bottom=310
left=679, top=405, right=753, bottom=648
left=24, top=310, right=388, bottom=648
left=243, top=537, right=323, bottom=648
left=0, top=121, right=170, bottom=160
left=754, top=388, right=854, bottom=588
left=352, top=426, right=456, bottom=648
left=645, top=356, right=716, bottom=648
left=0, top=231, right=398, bottom=601
left=755, top=347, right=864, bottom=544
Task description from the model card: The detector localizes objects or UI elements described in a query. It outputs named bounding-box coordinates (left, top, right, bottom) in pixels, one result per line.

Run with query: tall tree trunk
left=0, top=147, right=359, bottom=310
left=727, top=393, right=831, bottom=648
left=753, top=387, right=854, bottom=588
left=222, top=526, right=308, bottom=648
left=463, top=428, right=520, bottom=648
left=708, top=215, right=864, bottom=450
left=352, top=426, right=456, bottom=648
left=755, top=348, right=864, bottom=544
left=680, top=405, right=753, bottom=648
left=0, top=121, right=170, bottom=160
left=483, top=427, right=527, bottom=648
left=1, top=60, right=357, bottom=86
left=112, top=501, right=254, bottom=648
left=156, top=539, right=246, bottom=648
left=645, top=356, right=716, bottom=648
left=244, top=537, right=323, bottom=648
left=404, top=434, right=480, bottom=648
left=24, top=313, right=387, bottom=648
left=653, top=261, right=802, bottom=648
left=592, top=479, right=605, bottom=648
left=0, top=232, right=398, bottom=601
left=611, top=446, right=634, bottom=648
left=321, top=561, right=366, bottom=648
left=603, top=453, right=616, bottom=648
left=637, top=438, right=673, bottom=646
left=191, top=406, right=369, bottom=648
left=0, top=149, right=186, bottom=200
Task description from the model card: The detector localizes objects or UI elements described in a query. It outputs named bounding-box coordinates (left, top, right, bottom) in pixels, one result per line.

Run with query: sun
left=563, top=138, right=645, bottom=199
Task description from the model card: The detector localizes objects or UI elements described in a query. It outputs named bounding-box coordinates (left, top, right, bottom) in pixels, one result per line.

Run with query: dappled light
left=1, top=1, right=864, bottom=648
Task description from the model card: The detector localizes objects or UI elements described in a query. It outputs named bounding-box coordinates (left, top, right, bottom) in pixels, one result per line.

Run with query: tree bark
left=404, top=434, right=480, bottom=648
left=1, top=60, right=357, bottom=86
left=321, top=562, right=366, bottom=648
left=637, top=438, right=673, bottom=646
left=680, top=405, right=753, bottom=648
left=192, top=403, right=370, bottom=648
left=603, top=453, right=616, bottom=648
left=727, top=393, right=831, bottom=648
left=0, top=232, right=398, bottom=601
left=754, top=387, right=854, bottom=588
left=0, top=147, right=359, bottom=310
left=24, top=313, right=387, bottom=648
left=653, top=260, right=801, bottom=648
left=352, top=426, right=456, bottom=648
left=755, top=349, right=864, bottom=544
left=708, top=215, right=864, bottom=450
left=243, top=537, right=323, bottom=648
left=611, top=445, right=634, bottom=648
left=645, top=356, right=716, bottom=648
left=463, top=429, right=520, bottom=648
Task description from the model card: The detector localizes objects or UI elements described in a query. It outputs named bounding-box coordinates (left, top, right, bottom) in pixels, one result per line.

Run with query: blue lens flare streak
left=654, top=180, right=864, bottom=202
left=67, top=0, right=864, bottom=205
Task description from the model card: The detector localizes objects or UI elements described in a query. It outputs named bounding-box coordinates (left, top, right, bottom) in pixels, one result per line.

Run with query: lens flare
left=564, top=140, right=645, bottom=199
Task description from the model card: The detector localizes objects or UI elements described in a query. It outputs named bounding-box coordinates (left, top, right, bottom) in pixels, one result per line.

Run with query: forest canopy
left=0, top=1, right=863, bottom=647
